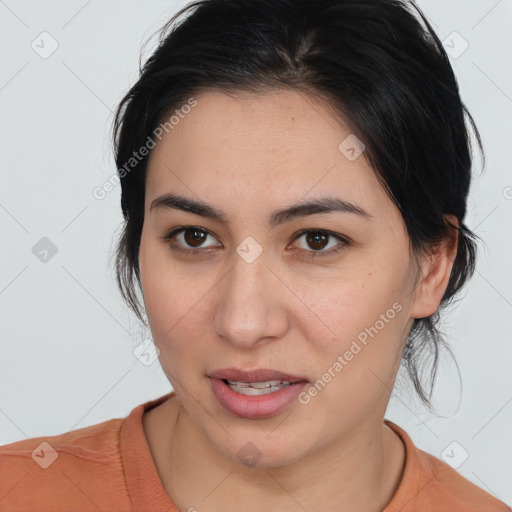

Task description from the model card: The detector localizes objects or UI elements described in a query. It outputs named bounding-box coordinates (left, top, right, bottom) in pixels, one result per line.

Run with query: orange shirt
left=0, top=391, right=509, bottom=512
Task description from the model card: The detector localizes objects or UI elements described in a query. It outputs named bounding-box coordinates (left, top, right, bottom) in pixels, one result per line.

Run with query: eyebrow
left=150, top=193, right=372, bottom=227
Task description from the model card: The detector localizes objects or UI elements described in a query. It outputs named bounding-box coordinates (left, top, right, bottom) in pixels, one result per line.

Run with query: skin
left=138, top=89, right=458, bottom=511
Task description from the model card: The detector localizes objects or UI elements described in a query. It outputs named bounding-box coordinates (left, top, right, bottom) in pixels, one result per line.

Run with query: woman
left=0, top=0, right=509, bottom=510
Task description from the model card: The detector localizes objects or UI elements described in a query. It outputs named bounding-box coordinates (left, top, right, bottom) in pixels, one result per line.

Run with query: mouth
left=208, top=368, right=309, bottom=419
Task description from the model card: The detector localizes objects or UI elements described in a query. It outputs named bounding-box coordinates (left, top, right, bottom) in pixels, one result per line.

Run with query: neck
left=158, top=400, right=405, bottom=512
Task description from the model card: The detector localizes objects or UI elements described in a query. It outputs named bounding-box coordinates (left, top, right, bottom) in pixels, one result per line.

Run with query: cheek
left=303, top=266, right=406, bottom=350
left=139, top=235, right=184, bottom=340
left=301, top=280, right=407, bottom=422
left=139, top=239, right=216, bottom=367
left=298, top=261, right=410, bottom=405
left=140, top=230, right=191, bottom=317
left=143, top=273, right=206, bottom=349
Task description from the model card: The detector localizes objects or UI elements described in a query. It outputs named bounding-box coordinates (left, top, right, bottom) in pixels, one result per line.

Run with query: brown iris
left=183, top=228, right=207, bottom=248
left=306, top=231, right=329, bottom=251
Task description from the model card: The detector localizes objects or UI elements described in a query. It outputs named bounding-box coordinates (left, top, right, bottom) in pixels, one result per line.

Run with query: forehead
left=145, top=89, right=393, bottom=220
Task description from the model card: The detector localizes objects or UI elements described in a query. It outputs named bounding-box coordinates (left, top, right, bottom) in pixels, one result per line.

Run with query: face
left=139, top=89, right=433, bottom=468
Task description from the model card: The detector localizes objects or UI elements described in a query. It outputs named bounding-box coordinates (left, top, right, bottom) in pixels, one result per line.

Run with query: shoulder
left=384, top=420, right=511, bottom=512
left=419, top=449, right=510, bottom=511
left=0, top=416, right=129, bottom=512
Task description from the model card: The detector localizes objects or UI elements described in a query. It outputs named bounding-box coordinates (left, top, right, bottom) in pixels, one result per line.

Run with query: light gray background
left=1, top=0, right=511, bottom=506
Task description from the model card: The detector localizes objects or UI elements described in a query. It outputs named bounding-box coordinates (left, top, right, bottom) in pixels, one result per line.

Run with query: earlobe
left=409, top=215, right=459, bottom=320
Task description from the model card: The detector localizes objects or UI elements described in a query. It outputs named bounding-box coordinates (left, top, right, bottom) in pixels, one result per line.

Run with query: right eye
left=160, top=226, right=222, bottom=255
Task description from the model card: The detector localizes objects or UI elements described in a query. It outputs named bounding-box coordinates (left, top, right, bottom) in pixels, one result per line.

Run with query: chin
left=214, top=432, right=308, bottom=470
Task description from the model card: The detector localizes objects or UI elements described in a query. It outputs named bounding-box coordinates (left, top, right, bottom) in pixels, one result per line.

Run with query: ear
left=409, top=214, right=459, bottom=320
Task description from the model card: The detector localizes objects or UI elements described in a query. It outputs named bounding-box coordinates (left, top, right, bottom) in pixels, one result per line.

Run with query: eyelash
left=159, top=225, right=350, bottom=260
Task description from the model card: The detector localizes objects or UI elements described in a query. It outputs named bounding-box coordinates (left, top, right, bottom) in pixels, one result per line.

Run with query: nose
left=212, top=248, right=289, bottom=350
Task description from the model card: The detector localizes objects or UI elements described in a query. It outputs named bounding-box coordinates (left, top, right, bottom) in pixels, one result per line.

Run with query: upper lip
left=209, top=368, right=309, bottom=383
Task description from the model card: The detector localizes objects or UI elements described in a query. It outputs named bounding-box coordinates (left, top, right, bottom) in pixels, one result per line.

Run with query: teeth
left=227, top=380, right=291, bottom=388
left=226, top=380, right=292, bottom=395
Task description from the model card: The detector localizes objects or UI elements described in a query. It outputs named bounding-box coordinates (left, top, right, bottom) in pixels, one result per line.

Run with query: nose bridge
left=213, top=245, right=287, bottom=347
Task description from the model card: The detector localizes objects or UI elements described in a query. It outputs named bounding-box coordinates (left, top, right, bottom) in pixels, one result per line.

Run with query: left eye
left=161, top=226, right=349, bottom=259
left=292, top=229, right=345, bottom=253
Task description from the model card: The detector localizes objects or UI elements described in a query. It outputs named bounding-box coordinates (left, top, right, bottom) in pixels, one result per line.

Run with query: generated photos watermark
left=298, top=301, right=403, bottom=405
left=93, top=97, right=198, bottom=200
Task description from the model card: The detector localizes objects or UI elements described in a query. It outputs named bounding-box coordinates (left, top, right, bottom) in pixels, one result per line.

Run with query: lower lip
left=210, top=378, right=308, bottom=419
